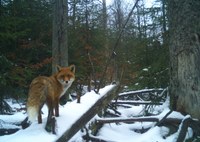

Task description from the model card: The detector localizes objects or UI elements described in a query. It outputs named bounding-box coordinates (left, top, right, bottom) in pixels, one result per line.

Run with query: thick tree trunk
left=168, top=0, right=200, bottom=119
left=52, top=0, right=68, bottom=73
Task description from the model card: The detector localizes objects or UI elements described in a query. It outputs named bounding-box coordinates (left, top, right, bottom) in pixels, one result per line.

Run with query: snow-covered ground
left=0, top=85, right=192, bottom=142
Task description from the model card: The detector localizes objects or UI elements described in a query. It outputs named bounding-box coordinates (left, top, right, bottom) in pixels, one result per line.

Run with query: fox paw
left=45, top=117, right=57, bottom=134
left=45, top=125, right=52, bottom=133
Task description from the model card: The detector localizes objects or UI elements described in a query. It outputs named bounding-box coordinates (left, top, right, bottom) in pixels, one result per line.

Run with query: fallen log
left=118, top=89, right=164, bottom=98
left=0, top=128, right=20, bottom=136
left=96, top=116, right=185, bottom=125
left=56, top=84, right=119, bottom=142
left=96, top=117, right=159, bottom=124
left=111, top=100, right=163, bottom=105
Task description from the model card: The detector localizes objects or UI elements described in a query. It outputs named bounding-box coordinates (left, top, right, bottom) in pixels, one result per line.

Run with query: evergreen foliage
left=0, top=0, right=169, bottom=101
left=0, top=0, right=52, bottom=98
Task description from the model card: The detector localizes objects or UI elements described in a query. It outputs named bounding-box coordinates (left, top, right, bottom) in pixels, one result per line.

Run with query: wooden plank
left=56, top=84, right=118, bottom=142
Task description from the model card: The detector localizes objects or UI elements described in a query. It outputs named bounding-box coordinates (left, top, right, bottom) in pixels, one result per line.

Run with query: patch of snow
left=135, top=82, right=139, bottom=86
left=142, top=68, right=149, bottom=71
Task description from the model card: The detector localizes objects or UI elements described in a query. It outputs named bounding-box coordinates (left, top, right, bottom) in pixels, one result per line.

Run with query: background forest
left=0, top=0, right=169, bottom=101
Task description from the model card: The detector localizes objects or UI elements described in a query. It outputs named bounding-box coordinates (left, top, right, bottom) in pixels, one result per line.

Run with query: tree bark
left=167, top=0, right=200, bottom=119
left=52, top=0, right=68, bottom=73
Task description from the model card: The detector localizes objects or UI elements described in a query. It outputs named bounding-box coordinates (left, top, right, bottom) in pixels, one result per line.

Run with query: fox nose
left=65, top=81, right=68, bottom=84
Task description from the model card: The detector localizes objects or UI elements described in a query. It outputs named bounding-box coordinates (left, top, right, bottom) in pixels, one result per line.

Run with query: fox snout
left=59, top=78, right=73, bottom=85
left=58, top=75, right=75, bottom=87
left=63, top=79, right=74, bottom=84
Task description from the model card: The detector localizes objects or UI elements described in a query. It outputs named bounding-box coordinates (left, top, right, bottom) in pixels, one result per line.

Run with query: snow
left=142, top=68, right=149, bottom=71
left=0, top=85, right=192, bottom=142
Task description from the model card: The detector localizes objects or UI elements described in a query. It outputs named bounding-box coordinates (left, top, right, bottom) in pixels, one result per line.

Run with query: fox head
left=56, top=65, right=75, bottom=88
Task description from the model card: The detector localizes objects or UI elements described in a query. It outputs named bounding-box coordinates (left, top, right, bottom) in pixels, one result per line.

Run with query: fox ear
left=56, top=65, right=62, bottom=72
left=69, top=65, right=75, bottom=73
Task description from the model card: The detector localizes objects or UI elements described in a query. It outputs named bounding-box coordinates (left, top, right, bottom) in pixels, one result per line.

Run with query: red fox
left=21, top=65, right=75, bottom=133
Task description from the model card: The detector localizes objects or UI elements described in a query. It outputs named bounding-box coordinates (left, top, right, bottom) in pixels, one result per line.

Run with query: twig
left=105, top=110, right=121, bottom=117
left=156, top=110, right=173, bottom=126
left=108, top=104, right=121, bottom=115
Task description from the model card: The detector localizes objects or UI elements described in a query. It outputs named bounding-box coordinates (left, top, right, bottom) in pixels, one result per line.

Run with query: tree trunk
left=102, top=0, right=108, bottom=57
left=161, top=0, right=166, bottom=33
left=168, top=0, right=200, bottom=119
left=52, top=0, right=68, bottom=73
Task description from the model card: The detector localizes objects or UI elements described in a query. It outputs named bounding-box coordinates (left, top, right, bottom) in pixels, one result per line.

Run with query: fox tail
left=27, top=105, right=40, bottom=123
left=21, top=105, right=39, bottom=129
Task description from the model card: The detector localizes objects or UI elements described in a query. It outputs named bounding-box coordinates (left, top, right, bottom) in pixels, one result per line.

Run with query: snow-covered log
left=56, top=83, right=118, bottom=142
left=96, top=117, right=159, bottom=124
left=118, top=88, right=164, bottom=97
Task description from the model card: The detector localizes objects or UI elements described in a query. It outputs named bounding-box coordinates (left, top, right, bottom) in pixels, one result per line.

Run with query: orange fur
left=26, top=65, right=75, bottom=124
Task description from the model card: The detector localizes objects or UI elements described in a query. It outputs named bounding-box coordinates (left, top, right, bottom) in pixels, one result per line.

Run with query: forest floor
left=0, top=85, right=193, bottom=142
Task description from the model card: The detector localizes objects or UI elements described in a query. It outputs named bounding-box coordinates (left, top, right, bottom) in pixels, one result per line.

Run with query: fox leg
left=45, top=99, right=54, bottom=133
left=54, top=97, right=59, bottom=117
left=38, top=108, right=42, bottom=124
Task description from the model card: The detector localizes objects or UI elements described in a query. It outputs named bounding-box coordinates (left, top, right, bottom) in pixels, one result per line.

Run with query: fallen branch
left=0, top=100, right=13, bottom=115
left=111, top=100, right=162, bottom=105
left=96, top=116, right=186, bottom=125
left=156, top=110, right=173, bottom=126
left=96, top=114, right=200, bottom=140
left=176, top=116, right=191, bottom=142
left=56, top=84, right=119, bottom=142
left=118, top=89, right=164, bottom=98
left=82, top=133, right=115, bottom=142
left=96, top=117, right=159, bottom=124
left=107, top=104, right=121, bottom=115
left=0, top=128, right=20, bottom=136
left=105, top=110, right=121, bottom=117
